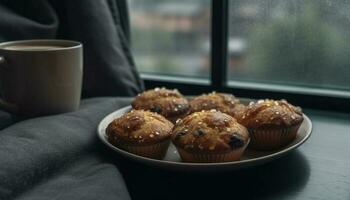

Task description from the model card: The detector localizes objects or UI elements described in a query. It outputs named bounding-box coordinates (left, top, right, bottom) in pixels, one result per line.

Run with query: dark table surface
left=1, top=100, right=349, bottom=200
left=117, top=108, right=350, bottom=200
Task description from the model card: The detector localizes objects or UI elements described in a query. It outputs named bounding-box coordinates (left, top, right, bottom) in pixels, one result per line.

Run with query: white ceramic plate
left=97, top=102, right=312, bottom=171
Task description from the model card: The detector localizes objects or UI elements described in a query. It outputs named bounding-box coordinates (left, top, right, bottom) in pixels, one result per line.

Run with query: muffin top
left=171, top=110, right=249, bottom=153
left=132, top=87, right=189, bottom=119
left=106, top=110, right=173, bottom=145
left=238, top=99, right=303, bottom=128
left=189, top=92, right=243, bottom=118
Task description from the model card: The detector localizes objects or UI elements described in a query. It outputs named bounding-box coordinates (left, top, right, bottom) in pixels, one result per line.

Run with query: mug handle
left=0, top=56, right=19, bottom=113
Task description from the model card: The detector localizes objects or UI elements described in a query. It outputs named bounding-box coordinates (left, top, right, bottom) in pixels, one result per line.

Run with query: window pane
left=129, top=0, right=211, bottom=78
left=228, top=0, right=350, bottom=91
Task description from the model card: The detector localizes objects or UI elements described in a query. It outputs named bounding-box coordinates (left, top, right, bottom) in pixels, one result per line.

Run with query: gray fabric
left=0, top=0, right=144, bottom=97
left=0, top=111, right=14, bottom=130
left=0, top=98, right=131, bottom=200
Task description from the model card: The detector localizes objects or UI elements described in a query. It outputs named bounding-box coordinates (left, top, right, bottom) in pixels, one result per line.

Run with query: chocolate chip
left=174, top=132, right=186, bottom=141
left=228, top=134, right=245, bottom=149
left=150, top=106, right=162, bottom=114
left=193, top=129, right=205, bottom=137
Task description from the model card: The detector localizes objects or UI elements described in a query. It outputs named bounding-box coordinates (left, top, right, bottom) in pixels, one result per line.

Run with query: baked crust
left=189, top=92, right=244, bottom=118
left=171, top=110, right=249, bottom=153
left=238, top=99, right=304, bottom=129
left=132, top=88, right=189, bottom=121
left=106, top=110, right=173, bottom=145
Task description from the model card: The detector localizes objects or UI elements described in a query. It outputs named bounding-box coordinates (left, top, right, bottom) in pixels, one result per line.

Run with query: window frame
left=138, top=0, right=350, bottom=112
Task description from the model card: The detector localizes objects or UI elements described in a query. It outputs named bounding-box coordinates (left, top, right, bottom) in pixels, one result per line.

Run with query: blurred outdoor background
left=129, top=0, right=350, bottom=90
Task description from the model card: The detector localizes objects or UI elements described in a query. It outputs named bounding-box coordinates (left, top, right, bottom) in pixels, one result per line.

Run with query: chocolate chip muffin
left=238, top=99, right=304, bottom=150
left=171, top=110, right=250, bottom=163
left=189, top=92, right=245, bottom=118
left=106, top=110, right=173, bottom=159
left=132, top=87, right=190, bottom=123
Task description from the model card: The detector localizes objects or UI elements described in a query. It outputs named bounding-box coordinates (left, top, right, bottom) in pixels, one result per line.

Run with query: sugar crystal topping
left=154, top=87, right=160, bottom=91
left=257, top=100, right=264, bottom=104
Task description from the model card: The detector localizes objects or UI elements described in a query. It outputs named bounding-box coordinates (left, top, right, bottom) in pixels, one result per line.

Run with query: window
left=129, top=0, right=211, bottom=78
left=129, top=0, right=350, bottom=111
left=228, top=0, right=350, bottom=91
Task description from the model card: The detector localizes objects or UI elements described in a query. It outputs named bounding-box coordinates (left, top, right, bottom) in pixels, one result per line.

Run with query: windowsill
left=228, top=80, right=350, bottom=99
left=141, top=73, right=350, bottom=99
left=141, top=73, right=350, bottom=112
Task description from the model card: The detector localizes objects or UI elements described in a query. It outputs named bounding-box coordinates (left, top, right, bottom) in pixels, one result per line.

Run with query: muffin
left=106, top=110, right=173, bottom=159
left=238, top=99, right=304, bottom=150
left=171, top=110, right=250, bottom=163
left=189, top=92, right=245, bottom=119
left=132, top=87, right=190, bottom=123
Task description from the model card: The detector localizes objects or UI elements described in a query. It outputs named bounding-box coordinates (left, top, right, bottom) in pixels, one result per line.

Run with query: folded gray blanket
left=0, top=98, right=131, bottom=200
